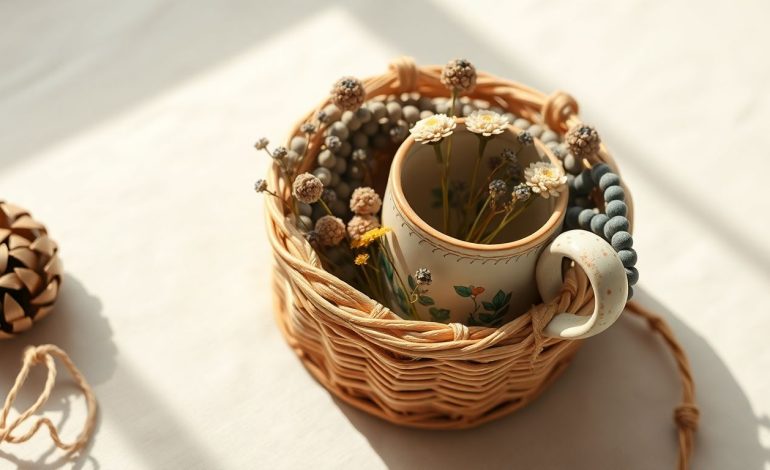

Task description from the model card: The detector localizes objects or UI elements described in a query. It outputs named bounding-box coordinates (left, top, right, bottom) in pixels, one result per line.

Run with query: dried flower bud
left=488, top=179, right=508, bottom=198
left=292, top=172, right=324, bottom=204
left=272, top=146, right=288, bottom=160
left=513, top=183, right=532, bottom=202
left=325, top=135, right=342, bottom=152
left=518, top=131, right=533, bottom=146
left=351, top=148, right=368, bottom=162
left=566, top=124, right=601, bottom=159
left=330, top=76, right=366, bottom=112
left=347, top=214, right=380, bottom=241
left=349, top=187, right=382, bottom=215
left=414, top=268, right=432, bottom=286
left=441, top=58, right=477, bottom=93
left=315, top=215, right=346, bottom=247
left=316, top=110, right=329, bottom=124
left=300, top=122, right=316, bottom=135
left=254, top=137, right=270, bottom=150
left=253, top=179, right=268, bottom=193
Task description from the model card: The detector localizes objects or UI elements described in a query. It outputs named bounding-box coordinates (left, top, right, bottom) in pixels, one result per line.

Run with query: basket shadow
left=334, top=287, right=769, bottom=469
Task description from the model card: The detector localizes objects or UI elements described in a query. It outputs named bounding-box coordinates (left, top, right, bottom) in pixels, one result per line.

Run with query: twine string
left=0, top=345, right=97, bottom=453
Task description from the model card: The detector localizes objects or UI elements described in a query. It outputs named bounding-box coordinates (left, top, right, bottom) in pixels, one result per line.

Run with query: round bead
left=603, top=216, right=629, bottom=239
left=368, top=101, right=387, bottom=121
left=285, top=150, right=300, bottom=167
left=563, top=154, right=580, bottom=174
left=540, top=130, right=558, bottom=143
left=372, top=134, right=389, bottom=149
left=590, top=163, right=612, bottom=184
left=618, top=248, right=637, bottom=267
left=336, top=181, right=351, bottom=199
left=354, top=106, right=372, bottom=124
left=625, top=267, right=639, bottom=286
left=418, top=97, right=434, bottom=111
left=312, top=167, right=332, bottom=186
left=462, top=104, right=475, bottom=117
left=611, top=231, right=633, bottom=250
left=290, top=136, right=308, bottom=154
left=527, top=124, right=544, bottom=138
left=578, top=209, right=596, bottom=229
left=599, top=172, right=621, bottom=191
left=386, top=102, right=402, bottom=122
left=346, top=164, right=363, bottom=180
left=590, top=213, right=609, bottom=235
left=352, top=132, right=368, bottom=149
left=419, top=110, right=434, bottom=119
left=334, top=157, right=347, bottom=174
left=337, top=141, right=352, bottom=158
left=566, top=206, right=582, bottom=229
left=299, top=215, right=313, bottom=229
left=318, top=150, right=336, bottom=169
left=322, top=104, right=342, bottom=123
left=341, top=111, right=361, bottom=131
left=327, top=121, right=349, bottom=140
left=574, top=196, right=592, bottom=208
left=330, top=200, right=347, bottom=217
left=298, top=203, right=312, bottom=217
left=362, top=120, right=379, bottom=136
left=627, top=286, right=634, bottom=300
left=606, top=200, right=627, bottom=218
left=604, top=185, right=625, bottom=202
left=402, top=105, right=420, bottom=124
left=573, top=169, right=595, bottom=195
left=503, top=113, right=516, bottom=124
left=329, top=172, right=340, bottom=187
left=513, top=118, right=531, bottom=129
left=433, top=99, right=449, bottom=114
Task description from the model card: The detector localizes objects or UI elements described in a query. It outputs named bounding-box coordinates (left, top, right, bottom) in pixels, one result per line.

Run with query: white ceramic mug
left=380, top=120, right=627, bottom=339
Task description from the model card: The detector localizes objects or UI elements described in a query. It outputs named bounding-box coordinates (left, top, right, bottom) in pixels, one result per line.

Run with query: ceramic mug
left=381, top=120, right=627, bottom=339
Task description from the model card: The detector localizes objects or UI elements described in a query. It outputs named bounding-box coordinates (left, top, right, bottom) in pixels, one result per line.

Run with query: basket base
left=271, top=270, right=581, bottom=430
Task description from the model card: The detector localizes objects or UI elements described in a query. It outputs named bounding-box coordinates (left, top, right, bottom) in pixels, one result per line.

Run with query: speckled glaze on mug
left=381, top=120, right=627, bottom=338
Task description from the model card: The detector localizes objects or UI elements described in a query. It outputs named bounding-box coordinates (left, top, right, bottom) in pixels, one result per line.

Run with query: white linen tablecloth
left=1, top=1, right=768, bottom=468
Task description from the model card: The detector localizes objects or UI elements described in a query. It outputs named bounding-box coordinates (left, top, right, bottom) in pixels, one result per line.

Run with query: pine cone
left=0, top=201, right=61, bottom=337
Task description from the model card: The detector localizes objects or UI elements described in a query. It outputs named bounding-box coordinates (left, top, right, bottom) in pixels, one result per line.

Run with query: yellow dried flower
left=351, top=226, right=392, bottom=248
left=354, top=253, right=370, bottom=266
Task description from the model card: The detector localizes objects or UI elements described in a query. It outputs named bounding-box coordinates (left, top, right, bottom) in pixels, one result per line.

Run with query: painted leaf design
left=454, top=285, right=472, bottom=297
left=418, top=296, right=435, bottom=306
left=482, top=301, right=496, bottom=311
left=492, top=290, right=506, bottom=308
left=479, top=313, right=495, bottom=323
left=380, top=252, right=394, bottom=281
left=429, top=307, right=450, bottom=322
left=408, top=275, right=416, bottom=290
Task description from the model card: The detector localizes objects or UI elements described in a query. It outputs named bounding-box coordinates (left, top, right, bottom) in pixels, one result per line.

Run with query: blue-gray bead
left=578, top=209, right=596, bottom=229
left=591, top=163, right=611, bottom=184
left=618, top=248, right=637, bottom=267
left=564, top=154, right=580, bottom=175
left=625, top=267, right=639, bottom=285
left=590, top=213, right=609, bottom=235
left=566, top=206, right=582, bottom=229
left=606, top=200, right=627, bottom=218
left=603, top=216, right=630, bottom=239
left=572, top=169, right=594, bottom=195
left=604, top=185, right=625, bottom=202
left=611, top=231, right=633, bottom=250
left=327, top=121, right=349, bottom=140
left=574, top=197, right=592, bottom=208
left=627, top=286, right=634, bottom=300
left=599, top=172, right=621, bottom=191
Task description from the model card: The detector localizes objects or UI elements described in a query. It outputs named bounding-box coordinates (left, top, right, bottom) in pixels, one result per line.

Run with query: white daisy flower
left=465, top=110, right=509, bottom=137
left=409, top=114, right=457, bottom=144
left=524, top=161, right=567, bottom=199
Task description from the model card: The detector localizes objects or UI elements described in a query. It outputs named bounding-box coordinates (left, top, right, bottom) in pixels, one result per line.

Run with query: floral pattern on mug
left=454, top=285, right=512, bottom=327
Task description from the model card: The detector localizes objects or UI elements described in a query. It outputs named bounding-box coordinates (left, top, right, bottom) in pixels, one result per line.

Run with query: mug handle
left=535, top=230, right=628, bottom=340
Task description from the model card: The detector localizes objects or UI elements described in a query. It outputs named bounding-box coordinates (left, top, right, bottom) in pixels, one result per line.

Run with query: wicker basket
left=266, top=57, right=634, bottom=429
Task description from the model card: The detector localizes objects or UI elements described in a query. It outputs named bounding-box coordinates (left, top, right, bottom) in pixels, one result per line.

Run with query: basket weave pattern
left=266, top=58, right=633, bottom=429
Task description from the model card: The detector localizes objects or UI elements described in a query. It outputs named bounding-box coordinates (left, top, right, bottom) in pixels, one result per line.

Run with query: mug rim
left=389, top=119, right=569, bottom=252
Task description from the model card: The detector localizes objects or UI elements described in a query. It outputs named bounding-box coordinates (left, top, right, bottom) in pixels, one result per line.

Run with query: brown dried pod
left=0, top=201, right=61, bottom=337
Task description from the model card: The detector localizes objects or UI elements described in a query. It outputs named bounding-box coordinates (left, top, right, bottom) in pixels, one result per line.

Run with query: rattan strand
left=265, top=57, right=697, bottom=469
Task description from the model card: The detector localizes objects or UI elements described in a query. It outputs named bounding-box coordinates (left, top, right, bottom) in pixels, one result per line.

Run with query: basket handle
left=535, top=230, right=628, bottom=339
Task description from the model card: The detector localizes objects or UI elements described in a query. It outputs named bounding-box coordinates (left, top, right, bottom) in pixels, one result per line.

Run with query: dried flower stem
left=433, top=144, right=450, bottom=234
left=481, top=198, right=535, bottom=244
left=465, top=137, right=489, bottom=217
left=465, top=194, right=491, bottom=241
left=318, top=198, right=334, bottom=217
left=378, top=238, right=420, bottom=320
